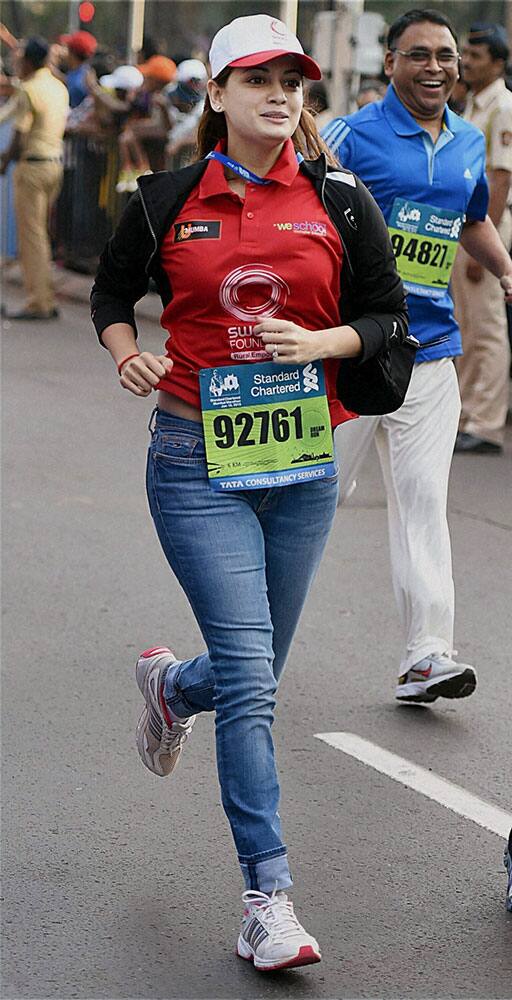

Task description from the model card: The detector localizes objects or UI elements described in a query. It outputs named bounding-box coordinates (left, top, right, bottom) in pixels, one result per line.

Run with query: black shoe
left=454, top=431, right=502, bottom=454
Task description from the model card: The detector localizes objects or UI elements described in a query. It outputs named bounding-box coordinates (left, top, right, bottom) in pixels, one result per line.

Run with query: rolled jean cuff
left=163, top=661, right=204, bottom=718
left=239, top=851, right=293, bottom=893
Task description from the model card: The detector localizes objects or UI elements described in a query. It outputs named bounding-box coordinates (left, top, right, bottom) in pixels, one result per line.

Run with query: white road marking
left=315, top=732, right=511, bottom=839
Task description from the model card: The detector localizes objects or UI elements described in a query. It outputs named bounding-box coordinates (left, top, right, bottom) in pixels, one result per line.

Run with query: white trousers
left=335, top=358, right=461, bottom=673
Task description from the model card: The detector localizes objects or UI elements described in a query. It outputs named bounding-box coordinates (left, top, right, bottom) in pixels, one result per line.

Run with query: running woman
left=91, top=13, right=407, bottom=972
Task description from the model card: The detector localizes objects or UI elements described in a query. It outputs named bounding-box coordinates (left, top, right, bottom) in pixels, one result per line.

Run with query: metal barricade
left=54, top=133, right=122, bottom=273
left=52, top=135, right=198, bottom=273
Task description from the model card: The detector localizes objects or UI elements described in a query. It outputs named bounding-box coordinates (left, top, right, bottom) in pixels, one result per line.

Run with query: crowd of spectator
left=0, top=19, right=343, bottom=270
left=12, top=28, right=206, bottom=162
left=0, top=22, right=209, bottom=265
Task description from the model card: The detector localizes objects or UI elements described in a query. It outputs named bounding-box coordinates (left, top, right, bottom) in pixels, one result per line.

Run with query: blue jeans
left=146, top=410, right=338, bottom=892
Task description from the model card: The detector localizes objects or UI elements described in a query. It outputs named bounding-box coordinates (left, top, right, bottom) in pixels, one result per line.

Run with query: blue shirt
left=66, top=64, right=89, bottom=109
left=322, top=85, right=489, bottom=362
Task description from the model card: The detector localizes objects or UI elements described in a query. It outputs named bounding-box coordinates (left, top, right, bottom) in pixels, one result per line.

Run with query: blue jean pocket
left=153, top=429, right=205, bottom=467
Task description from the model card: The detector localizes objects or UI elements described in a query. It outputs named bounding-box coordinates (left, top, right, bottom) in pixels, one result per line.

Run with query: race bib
left=199, top=361, right=335, bottom=491
left=388, top=197, right=463, bottom=298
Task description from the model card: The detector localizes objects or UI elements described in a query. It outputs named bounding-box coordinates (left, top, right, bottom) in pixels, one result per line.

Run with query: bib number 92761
left=213, top=406, right=303, bottom=448
left=199, top=361, right=335, bottom=491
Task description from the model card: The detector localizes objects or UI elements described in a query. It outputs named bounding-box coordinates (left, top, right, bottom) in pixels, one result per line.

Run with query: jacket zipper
left=137, top=183, right=158, bottom=275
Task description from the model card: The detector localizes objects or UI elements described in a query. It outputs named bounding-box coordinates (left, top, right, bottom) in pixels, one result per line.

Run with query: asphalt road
left=2, top=292, right=512, bottom=1000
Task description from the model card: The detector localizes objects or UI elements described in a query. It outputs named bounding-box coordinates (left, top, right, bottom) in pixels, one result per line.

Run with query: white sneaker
left=135, top=646, right=195, bottom=777
left=237, top=889, right=321, bottom=971
left=396, top=653, right=477, bottom=703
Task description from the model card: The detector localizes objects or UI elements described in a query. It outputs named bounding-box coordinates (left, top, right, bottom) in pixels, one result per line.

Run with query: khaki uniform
left=13, top=68, right=69, bottom=314
left=451, top=77, right=512, bottom=445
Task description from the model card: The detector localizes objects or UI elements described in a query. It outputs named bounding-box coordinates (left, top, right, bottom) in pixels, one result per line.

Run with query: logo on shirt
left=174, top=220, right=221, bottom=242
left=273, top=220, right=327, bottom=236
left=464, top=167, right=473, bottom=179
left=343, top=207, right=357, bottom=231
left=220, top=264, right=289, bottom=322
left=501, top=130, right=512, bottom=146
left=219, top=264, right=290, bottom=361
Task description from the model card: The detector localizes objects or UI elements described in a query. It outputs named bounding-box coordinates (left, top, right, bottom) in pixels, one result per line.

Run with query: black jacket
left=91, top=153, right=408, bottom=377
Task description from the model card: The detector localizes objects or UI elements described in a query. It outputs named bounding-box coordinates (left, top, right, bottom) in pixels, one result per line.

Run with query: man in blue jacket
left=323, top=9, right=512, bottom=704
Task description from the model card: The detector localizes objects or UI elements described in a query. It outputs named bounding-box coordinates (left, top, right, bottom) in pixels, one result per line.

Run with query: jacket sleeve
left=90, top=191, right=154, bottom=345
left=336, top=178, right=409, bottom=362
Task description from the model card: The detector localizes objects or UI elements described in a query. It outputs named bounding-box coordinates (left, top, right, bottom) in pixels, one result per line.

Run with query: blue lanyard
left=205, top=151, right=271, bottom=185
left=205, top=149, right=305, bottom=185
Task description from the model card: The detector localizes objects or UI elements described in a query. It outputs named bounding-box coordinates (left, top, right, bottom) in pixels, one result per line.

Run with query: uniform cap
left=468, top=22, right=509, bottom=55
left=209, top=14, right=321, bottom=81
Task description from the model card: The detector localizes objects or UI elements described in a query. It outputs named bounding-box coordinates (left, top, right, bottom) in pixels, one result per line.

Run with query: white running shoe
left=237, top=889, right=321, bottom=971
left=396, top=653, right=477, bottom=703
left=135, top=646, right=195, bottom=777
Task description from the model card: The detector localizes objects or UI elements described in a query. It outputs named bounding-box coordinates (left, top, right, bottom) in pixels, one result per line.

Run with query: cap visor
left=229, top=50, right=321, bottom=80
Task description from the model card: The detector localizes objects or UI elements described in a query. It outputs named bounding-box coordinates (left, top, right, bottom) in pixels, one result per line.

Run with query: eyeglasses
left=391, top=47, right=460, bottom=66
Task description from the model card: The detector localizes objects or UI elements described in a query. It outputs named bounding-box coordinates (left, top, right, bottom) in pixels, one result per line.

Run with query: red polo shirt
left=158, top=139, right=355, bottom=427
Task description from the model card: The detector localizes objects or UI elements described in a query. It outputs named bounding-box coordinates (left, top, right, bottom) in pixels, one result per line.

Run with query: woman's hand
left=254, top=319, right=322, bottom=364
left=254, top=319, right=362, bottom=363
left=119, top=352, right=173, bottom=396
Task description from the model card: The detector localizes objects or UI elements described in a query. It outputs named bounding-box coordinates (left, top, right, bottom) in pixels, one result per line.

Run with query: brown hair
left=196, top=67, right=338, bottom=167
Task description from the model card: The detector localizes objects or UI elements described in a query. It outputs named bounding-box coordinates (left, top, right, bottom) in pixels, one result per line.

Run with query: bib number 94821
left=387, top=197, right=463, bottom=298
left=389, top=233, right=449, bottom=270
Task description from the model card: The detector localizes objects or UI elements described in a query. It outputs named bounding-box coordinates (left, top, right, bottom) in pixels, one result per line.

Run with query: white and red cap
left=209, top=14, right=322, bottom=81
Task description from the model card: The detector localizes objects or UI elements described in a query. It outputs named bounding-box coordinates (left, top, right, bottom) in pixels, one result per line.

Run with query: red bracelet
left=117, top=353, right=140, bottom=375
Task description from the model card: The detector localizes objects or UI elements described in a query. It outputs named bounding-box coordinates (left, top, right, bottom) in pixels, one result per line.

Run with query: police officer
left=0, top=37, right=68, bottom=320
left=452, top=23, right=512, bottom=454
left=323, top=9, right=512, bottom=704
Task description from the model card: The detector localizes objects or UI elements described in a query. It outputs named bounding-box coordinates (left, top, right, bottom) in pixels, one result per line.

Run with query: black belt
left=23, top=156, right=62, bottom=163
